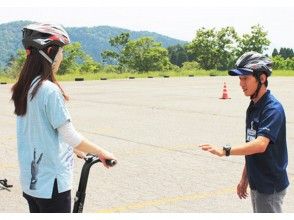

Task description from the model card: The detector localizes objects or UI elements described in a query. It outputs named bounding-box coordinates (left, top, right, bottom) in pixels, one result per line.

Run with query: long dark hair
left=11, top=46, right=68, bottom=116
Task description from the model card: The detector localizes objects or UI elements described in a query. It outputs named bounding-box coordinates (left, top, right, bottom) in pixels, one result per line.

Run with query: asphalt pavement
left=0, top=76, right=293, bottom=212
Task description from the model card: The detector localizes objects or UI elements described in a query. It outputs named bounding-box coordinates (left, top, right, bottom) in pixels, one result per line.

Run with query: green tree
left=272, top=55, right=285, bottom=69
left=123, top=37, right=171, bottom=72
left=101, top=32, right=130, bottom=66
left=80, top=54, right=102, bottom=73
left=167, top=44, right=189, bottom=67
left=187, top=27, right=218, bottom=69
left=272, top=48, right=279, bottom=57
left=237, top=24, right=270, bottom=57
left=187, top=25, right=270, bottom=70
left=181, top=61, right=201, bottom=70
left=271, top=55, right=294, bottom=70
left=59, top=42, right=86, bottom=74
left=279, top=47, right=294, bottom=59
left=215, top=27, right=239, bottom=70
left=187, top=27, right=238, bottom=70
left=285, top=57, right=294, bottom=70
left=102, top=33, right=171, bottom=72
left=4, top=49, right=26, bottom=78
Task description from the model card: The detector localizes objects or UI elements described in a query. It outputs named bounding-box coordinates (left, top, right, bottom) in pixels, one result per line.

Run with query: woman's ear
left=47, top=47, right=52, bottom=54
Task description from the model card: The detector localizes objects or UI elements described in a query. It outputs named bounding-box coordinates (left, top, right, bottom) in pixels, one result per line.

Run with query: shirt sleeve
left=45, top=89, right=71, bottom=129
left=257, top=107, right=284, bottom=143
left=57, top=121, right=83, bottom=147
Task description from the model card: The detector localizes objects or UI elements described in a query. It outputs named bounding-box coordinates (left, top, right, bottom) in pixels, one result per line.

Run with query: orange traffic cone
left=219, top=82, right=231, bottom=99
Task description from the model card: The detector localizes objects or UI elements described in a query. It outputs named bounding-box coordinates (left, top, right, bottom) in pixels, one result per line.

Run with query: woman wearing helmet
left=200, top=51, right=289, bottom=212
left=11, top=23, right=117, bottom=213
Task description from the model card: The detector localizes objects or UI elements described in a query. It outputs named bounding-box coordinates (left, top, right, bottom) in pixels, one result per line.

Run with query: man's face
left=239, top=75, right=258, bottom=97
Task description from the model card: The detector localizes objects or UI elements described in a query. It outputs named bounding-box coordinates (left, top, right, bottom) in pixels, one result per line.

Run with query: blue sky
left=1, top=0, right=294, bottom=53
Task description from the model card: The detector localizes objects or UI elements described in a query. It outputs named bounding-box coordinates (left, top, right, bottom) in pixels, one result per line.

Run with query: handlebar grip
left=76, top=153, right=117, bottom=167
left=106, top=159, right=117, bottom=167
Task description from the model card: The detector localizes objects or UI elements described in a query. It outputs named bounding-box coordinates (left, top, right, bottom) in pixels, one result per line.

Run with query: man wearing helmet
left=200, top=51, right=289, bottom=213
left=11, top=23, right=117, bottom=213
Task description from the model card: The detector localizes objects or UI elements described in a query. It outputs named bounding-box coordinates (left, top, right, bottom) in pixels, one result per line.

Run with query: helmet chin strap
left=250, top=76, right=262, bottom=100
left=39, top=47, right=63, bottom=65
left=39, top=50, right=53, bottom=64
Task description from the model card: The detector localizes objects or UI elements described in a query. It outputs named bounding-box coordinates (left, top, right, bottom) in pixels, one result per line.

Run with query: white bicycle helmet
left=22, top=23, right=70, bottom=63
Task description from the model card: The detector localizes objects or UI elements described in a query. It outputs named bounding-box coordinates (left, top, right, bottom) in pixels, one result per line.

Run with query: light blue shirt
left=17, top=76, right=73, bottom=198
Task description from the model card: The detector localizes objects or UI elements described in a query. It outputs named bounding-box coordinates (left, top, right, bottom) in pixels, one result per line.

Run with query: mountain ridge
left=0, top=21, right=187, bottom=67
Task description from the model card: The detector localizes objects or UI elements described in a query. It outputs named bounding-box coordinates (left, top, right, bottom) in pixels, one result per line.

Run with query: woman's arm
left=57, top=121, right=116, bottom=167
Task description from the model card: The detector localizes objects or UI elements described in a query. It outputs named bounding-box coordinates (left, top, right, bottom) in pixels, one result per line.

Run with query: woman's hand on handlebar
left=74, top=149, right=87, bottom=159
left=97, top=149, right=117, bottom=168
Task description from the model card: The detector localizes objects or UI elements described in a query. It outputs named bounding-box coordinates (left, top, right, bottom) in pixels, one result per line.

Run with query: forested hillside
left=0, top=21, right=186, bottom=67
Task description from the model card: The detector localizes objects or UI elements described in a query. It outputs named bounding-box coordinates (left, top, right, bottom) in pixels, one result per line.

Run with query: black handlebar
left=105, top=159, right=117, bottom=167
left=73, top=154, right=117, bottom=213
left=82, top=154, right=117, bottom=167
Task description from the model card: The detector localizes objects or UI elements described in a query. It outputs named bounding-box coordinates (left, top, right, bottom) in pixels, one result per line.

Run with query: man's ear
left=260, top=73, right=267, bottom=84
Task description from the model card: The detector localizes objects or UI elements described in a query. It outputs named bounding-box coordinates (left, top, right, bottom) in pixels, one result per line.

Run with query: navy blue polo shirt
left=245, top=90, right=289, bottom=194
